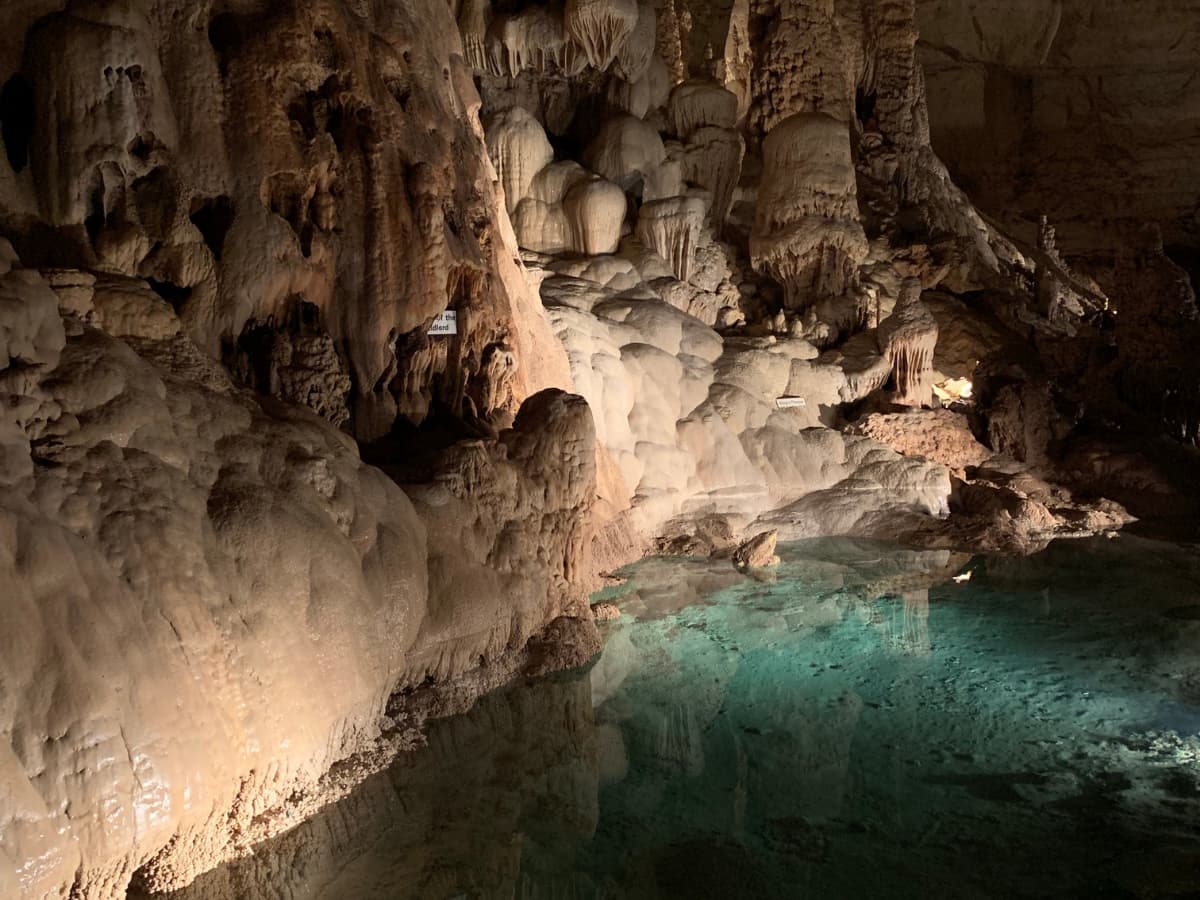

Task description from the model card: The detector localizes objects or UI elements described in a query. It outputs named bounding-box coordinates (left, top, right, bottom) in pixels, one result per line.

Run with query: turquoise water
left=157, top=537, right=1200, bottom=899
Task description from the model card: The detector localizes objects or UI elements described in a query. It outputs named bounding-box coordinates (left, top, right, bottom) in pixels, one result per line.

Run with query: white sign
left=775, top=396, right=807, bottom=410
left=428, top=310, right=458, bottom=336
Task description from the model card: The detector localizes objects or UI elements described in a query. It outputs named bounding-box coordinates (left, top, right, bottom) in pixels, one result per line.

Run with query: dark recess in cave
left=207, top=14, right=244, bottom=78
left=1165, top=244, right=1200, bottom=298
left=855, top=87, right=877, bottom=128
left=0, top=75, right=34, bottom=173
left=146, top=279, right=192, bottom=311
left=189, top=195, right=235, bottom=261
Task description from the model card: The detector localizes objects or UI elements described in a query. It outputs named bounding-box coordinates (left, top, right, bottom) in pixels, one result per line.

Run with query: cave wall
left=0, top=1, right=597, bottom=896
left=917, top=0, right=1200, bottom=252
left=0, top=0, right=573, bottom=442
left=3, top=0, right=1198, bottom=896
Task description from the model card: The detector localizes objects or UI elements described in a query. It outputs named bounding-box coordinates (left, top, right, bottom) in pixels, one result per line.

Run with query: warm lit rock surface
left=2, top=0, right=1197, bottom=895
left=733, top=529, right=780, bottom=569
left=0, top=247, right=598, bottom=898
left=849, top=409, right=993, bottom=474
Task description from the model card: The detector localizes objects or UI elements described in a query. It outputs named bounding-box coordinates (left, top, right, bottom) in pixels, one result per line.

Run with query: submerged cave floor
left=146, top=536, right=1200, bottom=900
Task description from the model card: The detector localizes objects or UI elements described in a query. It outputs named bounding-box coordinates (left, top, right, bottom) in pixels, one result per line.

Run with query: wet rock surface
left=2, top=0, right=1199, bottom=895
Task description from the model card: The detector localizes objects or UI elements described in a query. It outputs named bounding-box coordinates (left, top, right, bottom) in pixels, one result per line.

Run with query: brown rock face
left=733, top=529, right=781, bottom=569
left=919, top=0, right=1200, bottom=251
left=0, top=0, right=569, bottom=444
left=0, top=243, right=600, bottom=897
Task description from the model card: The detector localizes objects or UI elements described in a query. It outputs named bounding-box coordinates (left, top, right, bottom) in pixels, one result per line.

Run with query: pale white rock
left=607, top=73, right=652, bottom=118
left=564, top=0, right=639, bottom=70
left=680, top=126, right=745, bottom=228
left=485, top=107, right=555, bottom=214
left=583, top=115, right=667, bottom=193
left=486, top=5, right=568, bottom=77
left=513, top=199, right=572, bottom=254
left=877, top=279, right=939, bottom=407
left=751, top=113, right=868, bottom=309
left=636, top=196, right=707, bottom=281
left=668, top=80, right=739, bottom=139
left=614, top=0, right=657, bottom=82
left=564, top=177, right=628, bottom=255
left=531, top=161, right=593, bottom=205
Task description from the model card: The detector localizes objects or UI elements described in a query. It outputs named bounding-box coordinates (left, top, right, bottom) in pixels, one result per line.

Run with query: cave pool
left=155, top=535, right=1200, bottom=899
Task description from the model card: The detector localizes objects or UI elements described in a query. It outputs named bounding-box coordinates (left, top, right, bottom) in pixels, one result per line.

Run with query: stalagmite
left=615, top=1, right=657, bottom=82
left=680, top=125, right=744, bottom=228
left=655, top=0, right=691, bottom=83
left=722, top=0, right=752, bottom=120
left=668, top=80, right=738, bottom=139
left=583, top=114, right=667, bottom=193
left=564, top=177, right=628, bottom=255
left=877, top=279, right=939, bottom=408
left=636, top=196, right=706, bottom=281
left=484, top=107, right=554, bottom=214
left=531, top=161, right=592, bottom=205
left=564, top=0, right=639, bottom=70
left=513, top=199, right=572, bottom=254
left=607, top=74, right=652, bottom=119
left=750, top=113, right=868, bottom=309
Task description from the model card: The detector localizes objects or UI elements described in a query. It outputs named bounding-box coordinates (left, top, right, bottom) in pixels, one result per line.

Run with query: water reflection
left=153, top=537, right=1200, bottom=899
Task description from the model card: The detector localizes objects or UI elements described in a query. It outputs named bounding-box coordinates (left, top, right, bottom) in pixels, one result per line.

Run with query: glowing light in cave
left=934, top=378, right=974, bottom=403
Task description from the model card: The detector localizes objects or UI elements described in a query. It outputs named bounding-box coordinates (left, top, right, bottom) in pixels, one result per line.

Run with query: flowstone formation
left=751, top=113, right=868, bottom=309
left=0, top=1, right=597, bottom=896
left=1, top=0, right=1196, bottom=896
left=462, top=0, right=1161, bottom=562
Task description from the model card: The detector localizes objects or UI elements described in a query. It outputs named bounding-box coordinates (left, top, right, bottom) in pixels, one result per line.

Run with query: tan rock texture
left=0, top=243, right=598, bottom=898
left=733, top=529, right=780, bottom=569
left=2, top=0, right=1198, bottom=895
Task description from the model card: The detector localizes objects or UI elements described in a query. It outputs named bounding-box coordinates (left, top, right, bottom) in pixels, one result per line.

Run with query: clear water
left=158, top=536, right=1200, bottom=900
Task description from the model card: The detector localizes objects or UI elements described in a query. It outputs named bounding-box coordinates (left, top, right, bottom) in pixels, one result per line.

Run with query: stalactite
left=564, top=0, right=639, bottom=70
left=636, top=196, right=705, bottom=281
left=750, top=113, right=868, bottom=309
left=876, top=278, right=939, bottom=407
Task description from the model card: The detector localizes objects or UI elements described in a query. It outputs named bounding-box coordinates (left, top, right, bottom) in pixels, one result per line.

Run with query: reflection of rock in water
left=517, top=869, right=606, bottom=900
left=884, top=589, right=931, bottom=657
left=142, top=674, right=599, bottom=900
left=654, top=703, right=706, bottom=776
left=737, top=683, right=864, bottom=822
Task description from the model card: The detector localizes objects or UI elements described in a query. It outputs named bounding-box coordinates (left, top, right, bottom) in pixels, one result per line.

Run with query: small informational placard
left=428, top=310, right=458, bottom=336
left=775, top=396, right=807, bottom=410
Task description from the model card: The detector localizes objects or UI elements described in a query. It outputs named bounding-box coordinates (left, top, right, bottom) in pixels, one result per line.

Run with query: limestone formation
left=733, top=529, right=780, bottom=569
left=877, top=279, right=939, bottom=407
left=614, top=1, right=657, bottom=82
left=636, top=196, right=707, bottom=281
left=751, top=114, right=869, bottom=309
left=564, top=176, right=628, bottom=255
left=459, top=0, right=492, bottom=72
left=668, top=80, right=739, bottom=139
left=679, top=125, right=744, bottom=229
left=564, top=0, right=639, bottom=70
left=3, top=0, right=1197, bottom=895
left=486, top=107, right=555, bottom=214
left=583, top=114, right=667, bottom=193
left=486, top=5, right=574, bottom=78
